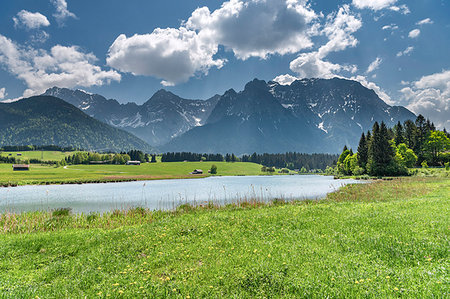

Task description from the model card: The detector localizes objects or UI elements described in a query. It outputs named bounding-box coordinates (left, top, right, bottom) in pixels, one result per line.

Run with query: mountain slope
left=43, top=87, right=219, bottom=146
left=0, top=96, right=153, bottom=152
left=270, top=78, right=416, bottom=149
left=163, top=79, right=326, bottom=154
left=164, top=78, right=415, bottom=154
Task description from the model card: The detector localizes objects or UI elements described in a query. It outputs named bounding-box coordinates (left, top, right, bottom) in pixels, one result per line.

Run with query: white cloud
left=396, top=46, right=414, bottom=57
left=389, top=5, right=410, bottom=14
left=289, top=5, right=361, bottom=78
left=107, top=28, right=225, bottom=86
left=401, top=70, right=450, bottom=129
left=185, top=0, right=317, bottom=60
left=366, top=57, right=382, bottom=73
left=417, top=18, right=433, bottom=25
left=0, top=34, right=120, bottom=98
left=351, top=75, right=394, bottom=105
left=51, top=0, right=77, bottom=25
left=382, top=24, right=398, bottom=30
left=0, top=88, right=6, bottom=99
left=13, top=10, right=50, bottom=29
left=107, top=0, right=318, bottom=85
left=408, top=29, right=421, bottom=39
left=272, top=74, right=299, bottom=85
left=352, top=0, right=397, bottom=10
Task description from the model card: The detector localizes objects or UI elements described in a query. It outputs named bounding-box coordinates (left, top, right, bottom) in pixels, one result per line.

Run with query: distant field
left=0, top=150, right=76, bottom=161
left=0, top=161, right=266, bottom=185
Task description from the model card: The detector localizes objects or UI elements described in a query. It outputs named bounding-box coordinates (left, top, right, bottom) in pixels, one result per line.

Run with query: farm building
left=126, top=161, right=141, bottom=165
left=12, top=164, right=30, bottom=171
left=191, top=169, right=203, bottom=174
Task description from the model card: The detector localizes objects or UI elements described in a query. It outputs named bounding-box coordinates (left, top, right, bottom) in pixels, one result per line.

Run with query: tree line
left=337, top=115, right=450, bottom=177
left=161, top=151, right=338, bottom=171
left=64, top=150, right=157, bottom=165
left=0, top=145, right=78, bottom=152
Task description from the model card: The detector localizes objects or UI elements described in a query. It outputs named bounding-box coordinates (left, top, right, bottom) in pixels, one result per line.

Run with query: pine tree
left=357, top=132, right=368, bottom=169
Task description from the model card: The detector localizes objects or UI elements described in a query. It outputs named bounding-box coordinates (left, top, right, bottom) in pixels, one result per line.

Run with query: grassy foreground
left=0, top=161, right=265, bottom=186
left=0, top=177, right=448, bottom=297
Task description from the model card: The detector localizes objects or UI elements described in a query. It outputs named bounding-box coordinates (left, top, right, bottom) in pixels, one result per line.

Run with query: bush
left=445, top=162, right=450, bottom=171
left=210, top=164, right=218, bottom=174
left=421, top=161, right=429, bottom=168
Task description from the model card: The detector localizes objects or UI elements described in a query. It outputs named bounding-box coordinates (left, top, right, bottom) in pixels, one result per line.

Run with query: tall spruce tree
left=404, top=119, right=416, bottom=150
left=357, top=132, right=368, bottom=169
left=393, top=121, right=405, bottom=145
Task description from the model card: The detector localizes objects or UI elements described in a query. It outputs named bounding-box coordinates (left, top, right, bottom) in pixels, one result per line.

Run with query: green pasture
left=0, top=161, right=266, bottom=185
left=0, top=150, right=76, bottom=161
left=0, top=177, right=448, bottom=297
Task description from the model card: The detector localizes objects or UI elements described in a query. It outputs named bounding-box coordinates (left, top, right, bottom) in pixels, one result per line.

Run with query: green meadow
left=0, top=150, right=76, bottom=161
left=0, top=177, right=448, bottom=298
left=0, top=161, right=266, bottom=186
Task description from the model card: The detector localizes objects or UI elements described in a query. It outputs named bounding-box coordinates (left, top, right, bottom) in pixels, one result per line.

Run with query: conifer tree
left=357, top=132, right=368, bottom=169
left=393, top=121, right=404, bottom=145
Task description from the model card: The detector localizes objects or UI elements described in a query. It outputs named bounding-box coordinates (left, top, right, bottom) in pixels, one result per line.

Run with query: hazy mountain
left=0, top=96, right=153, bottom=152
left=43, top=87, right=219, bottom=146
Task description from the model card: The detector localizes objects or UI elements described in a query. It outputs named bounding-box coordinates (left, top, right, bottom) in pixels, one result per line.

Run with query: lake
left=0, top=175, right=360, bottom=214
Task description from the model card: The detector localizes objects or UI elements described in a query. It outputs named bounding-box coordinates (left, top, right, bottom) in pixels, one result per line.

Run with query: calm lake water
left=0, top=175, right=360, bottom=214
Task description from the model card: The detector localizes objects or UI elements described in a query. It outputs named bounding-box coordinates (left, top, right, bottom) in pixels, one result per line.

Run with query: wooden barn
left=191, top=169, right=203, bottom=174
left=12, top=164, right=30, bottom=171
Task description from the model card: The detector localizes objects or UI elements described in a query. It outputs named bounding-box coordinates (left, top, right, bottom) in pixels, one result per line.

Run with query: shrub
left=445, top=162, right=450, bottom=171
left=210, top=164, right=218, bottom=174
left=421, top=161, right=429, bottom=168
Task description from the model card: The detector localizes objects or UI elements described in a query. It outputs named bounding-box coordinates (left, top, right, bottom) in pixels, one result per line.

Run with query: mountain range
left=43, top=77, right=415, bottom=154
left=0, top=96, right=152, bottom=152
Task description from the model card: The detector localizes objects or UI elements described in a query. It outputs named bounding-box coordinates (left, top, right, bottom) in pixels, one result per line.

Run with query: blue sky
left=0, top=0, right=449, bottom=128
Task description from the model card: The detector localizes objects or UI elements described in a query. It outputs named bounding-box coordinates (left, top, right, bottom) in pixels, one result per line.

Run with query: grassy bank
left=0, top=177, right=448, bottom=297
left=0, top=161, right=266, bottom=186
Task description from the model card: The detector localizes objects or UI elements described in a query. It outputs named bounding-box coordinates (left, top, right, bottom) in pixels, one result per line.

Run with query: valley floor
left=0, top=162, right=266, bottom=186
left=0, top=177, right=448, bottom=297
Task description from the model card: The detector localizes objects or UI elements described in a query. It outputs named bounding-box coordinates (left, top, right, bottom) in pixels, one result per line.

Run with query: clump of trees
left=64, top=150, right=150, bottom=165
left=241, top=152, right=338, bottom=170
left=337, top=115, right=450, bottom=177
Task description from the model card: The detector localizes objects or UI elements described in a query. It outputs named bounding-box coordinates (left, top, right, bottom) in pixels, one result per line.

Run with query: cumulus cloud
left=185, top=0, right=317, bottom=60
left=107, top=0, right=318, bottom=85
left=0, top=87, right=6, bottom=100
left=352, top=0, right=397, bottom=10
left=408, top=29, right=420, bottom=39
left=0, top=34, right=120, bottom=98
left=389, top=5, right=410, bottom=14
left=107, top=28, right=225, bottom=86
left=13, top=10, right=50, bottom=29
left=417, top=18, right=433, bottom=25
left=351, top=75, right=394, bottom=105
left=396, top=46, right=414, bottom=57
left=51, top=0, right=77, bottom=25
left=366, top=57, right=382, bottom=73
left=289, top=5, right=361, bottom=78
left=272, top=74, right=299, bottom=85
left=401, top=70, right=450, bottom=129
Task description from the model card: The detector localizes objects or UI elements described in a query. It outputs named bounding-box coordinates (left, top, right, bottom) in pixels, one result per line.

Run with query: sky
left=0, top=0, right=449, bottom=128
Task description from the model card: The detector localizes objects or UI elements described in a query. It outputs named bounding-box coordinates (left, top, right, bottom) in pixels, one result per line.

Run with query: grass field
left=0, top=150, right=76, bottom=162
left=0, top=177, right=448, bottom=297
left=0, top=161, right=267, bottom=186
